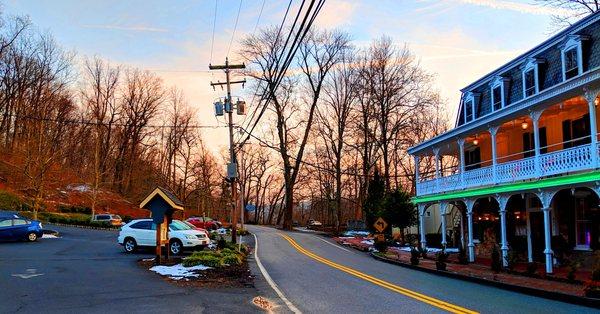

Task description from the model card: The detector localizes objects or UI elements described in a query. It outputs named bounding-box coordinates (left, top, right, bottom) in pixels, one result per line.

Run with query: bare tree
left=81, top=57, right=120, bottom=218
left=315, top=52, right=357, bottom=232
left=536, top=0, right=599, bottom=27
left=114, top=69, right=164, bottom=194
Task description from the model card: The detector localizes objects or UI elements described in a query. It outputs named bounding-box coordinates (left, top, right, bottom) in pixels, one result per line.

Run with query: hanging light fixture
left=473, top=134, right=479, bottom=146
left=521, top=120, right=529, bottom=130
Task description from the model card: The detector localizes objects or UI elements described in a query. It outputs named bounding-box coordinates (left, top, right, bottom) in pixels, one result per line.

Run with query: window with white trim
left=465, top=100, right=473, bottom=122
left=524, top=69, right=536, bottom=97
left=564, top=48, right=578, bottom=80
left=561, top=35, right=589, bottom=81
left=489, top=76, right=509, bottom=111
left=492, top=86, right=502, bottom=111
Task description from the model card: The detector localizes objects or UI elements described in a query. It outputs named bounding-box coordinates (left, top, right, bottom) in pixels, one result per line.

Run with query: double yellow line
left=280, top=234, right=477, bottom=314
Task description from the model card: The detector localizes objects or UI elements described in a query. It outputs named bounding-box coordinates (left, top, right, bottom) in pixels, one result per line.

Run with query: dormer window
left=561, top=34, right=589, bottom=81
left=564, top=48, right=578, bottom=80
left=489, top=76, right=510, bottom=111
left=522, top=57, right=543, bottom=98
left=524, top=70, right=535, bottom=96
left=492, top=86, right=502, bottom=111
left=463, top=92, right=480, bottom=123
left=465, top=100, right=474, bottom=122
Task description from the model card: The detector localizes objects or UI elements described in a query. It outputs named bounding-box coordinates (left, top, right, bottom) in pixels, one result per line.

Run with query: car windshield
left=182, top=221, right=197, bottom=229
left=169, top=220, right=192, bottom=231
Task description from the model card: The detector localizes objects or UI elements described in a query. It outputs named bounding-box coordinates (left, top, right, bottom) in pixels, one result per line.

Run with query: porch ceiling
left=412, top=170, right=600, bottom=204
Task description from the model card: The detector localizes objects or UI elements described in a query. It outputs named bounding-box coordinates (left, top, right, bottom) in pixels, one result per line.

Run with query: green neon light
left=413, top=170, right=600, bottom=204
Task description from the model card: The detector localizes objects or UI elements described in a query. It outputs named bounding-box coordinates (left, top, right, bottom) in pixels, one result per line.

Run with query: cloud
left=315, top=0, right=357, bottom=29
left=81, top=24, right=168, bottom=33
left=406, top=29, right=525, bottom=121
left=452, top=0, right=574, bottom=16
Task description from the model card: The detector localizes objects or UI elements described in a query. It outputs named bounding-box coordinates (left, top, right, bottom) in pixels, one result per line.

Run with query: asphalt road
left=248, top=225, right=597, bottom=314
left=0, top=225, right=262, bottom=314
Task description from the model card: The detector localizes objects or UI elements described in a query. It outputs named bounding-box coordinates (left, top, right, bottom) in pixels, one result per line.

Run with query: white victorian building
left=409, top=12, right=600, bottom=274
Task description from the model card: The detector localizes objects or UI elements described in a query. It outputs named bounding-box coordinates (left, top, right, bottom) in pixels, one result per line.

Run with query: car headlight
left=185, top=235, right=196, bottom=239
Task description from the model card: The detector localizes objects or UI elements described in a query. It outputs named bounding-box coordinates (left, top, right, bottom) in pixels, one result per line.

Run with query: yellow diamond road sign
left=374, top=217, right=388, bottom=233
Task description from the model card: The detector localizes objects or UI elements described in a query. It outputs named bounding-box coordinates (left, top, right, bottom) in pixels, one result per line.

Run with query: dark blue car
left=0, top=212, right=43, bottom=242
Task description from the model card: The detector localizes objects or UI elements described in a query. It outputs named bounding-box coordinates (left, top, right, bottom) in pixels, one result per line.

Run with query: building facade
left=408, top=12, right=600, bottom=274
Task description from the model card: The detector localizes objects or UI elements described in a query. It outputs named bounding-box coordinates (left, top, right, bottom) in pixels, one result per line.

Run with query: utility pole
left=209, top=57, right=246, bottom=244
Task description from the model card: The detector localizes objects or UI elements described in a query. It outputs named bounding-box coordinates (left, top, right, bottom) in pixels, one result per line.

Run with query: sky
left=2, top=0, right=567, bottom=154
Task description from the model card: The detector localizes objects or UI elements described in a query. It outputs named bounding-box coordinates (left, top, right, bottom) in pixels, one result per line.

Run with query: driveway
left=0, top=225, right=262, bottom=314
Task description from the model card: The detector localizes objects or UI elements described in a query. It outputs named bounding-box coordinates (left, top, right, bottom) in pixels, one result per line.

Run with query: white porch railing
left=416, top=142, right=599, bottom=196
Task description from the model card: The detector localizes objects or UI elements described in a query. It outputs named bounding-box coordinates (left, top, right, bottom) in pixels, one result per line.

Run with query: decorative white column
left=526, top=210, right=533, bottom=263
left=414, top=155, right=420, bottom=194
left=496, top=194, right=509, bottom=267
left=434, top=148, right=441, bottom=179
left=414, top=155, right=420, bottom=182
left=537, top=190, right=556, bottom=274
left=490, top=126, right=499, bottom=182
left=434, top=148, right=441, bottom=193
left=418, top=204, right=427, bottom=249
left=542, top=207, right=553, bottom=274
left=458, top=138, right=466, bottom=186
left=530, top=110, right=543, bottom=177
left=440, top=202, right=447, bottom=248
left=465, top=199, right=476, bottom=262
left=584, top=88, right=599, bottom=168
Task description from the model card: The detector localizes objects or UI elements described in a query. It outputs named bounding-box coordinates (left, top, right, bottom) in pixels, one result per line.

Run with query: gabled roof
left=139, top=186, right=184, bottom=211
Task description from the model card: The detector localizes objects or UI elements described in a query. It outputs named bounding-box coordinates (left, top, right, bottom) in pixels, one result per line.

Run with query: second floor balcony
left=412, top=68, right=600, bottom=197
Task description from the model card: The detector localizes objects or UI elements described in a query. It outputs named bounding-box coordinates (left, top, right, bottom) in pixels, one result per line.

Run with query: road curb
left=47, top=222, right=119, bottom=231
left=370, top=252, right=600, bottom=309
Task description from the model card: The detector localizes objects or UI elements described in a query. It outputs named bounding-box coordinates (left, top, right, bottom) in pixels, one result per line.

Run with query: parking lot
left=0, top=225, right=262, bottom=314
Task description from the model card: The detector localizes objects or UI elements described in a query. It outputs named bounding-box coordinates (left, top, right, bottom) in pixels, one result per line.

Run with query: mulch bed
left=380, top=249, right=587, bottom=297
left=138, top=256, right=255, bottom=289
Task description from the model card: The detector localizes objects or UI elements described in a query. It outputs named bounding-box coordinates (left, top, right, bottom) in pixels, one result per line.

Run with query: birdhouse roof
left=139, top=186, right=184, bottom=211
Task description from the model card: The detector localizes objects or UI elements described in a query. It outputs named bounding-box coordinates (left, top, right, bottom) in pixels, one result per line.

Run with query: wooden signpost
left=139, top=187, right=184, bottom=265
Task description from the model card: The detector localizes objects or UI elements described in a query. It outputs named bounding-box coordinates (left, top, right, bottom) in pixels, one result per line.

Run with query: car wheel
left=124, top=237, right=137, bottom=253
left=26, top=232, right=38, bottom=242
left=170, top=239, right=183, bottom=256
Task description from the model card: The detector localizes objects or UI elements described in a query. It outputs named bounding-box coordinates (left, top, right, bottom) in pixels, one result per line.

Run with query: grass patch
left=0, top=190, right=27, bottom=211
left=183, top=243, right=249, bottom=268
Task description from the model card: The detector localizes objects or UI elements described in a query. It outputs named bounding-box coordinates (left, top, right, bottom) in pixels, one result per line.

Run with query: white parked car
left=118, top=219, right=210, bottom=255
left=307, top=219, right=323, bottom=228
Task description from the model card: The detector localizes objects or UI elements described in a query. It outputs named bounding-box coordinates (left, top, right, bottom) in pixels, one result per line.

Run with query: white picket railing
left=416, top=142, right=599, bottom=196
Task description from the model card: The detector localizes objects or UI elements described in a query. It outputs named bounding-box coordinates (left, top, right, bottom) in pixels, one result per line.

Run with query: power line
left=254, top=0, right=267, bottom=33
left=210, top=0, right=218, bottom=64
left=5, top=113, right=227, bottom=130
left=227, top=0, right=244, bottom=58
left=235, top=124, right=410, bottom=179
left=238, top=0, right=326, bottom=147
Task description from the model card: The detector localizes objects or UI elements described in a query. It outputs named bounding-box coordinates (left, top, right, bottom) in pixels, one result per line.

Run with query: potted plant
left=418, top=246, right=428, bottom=259
left=435, top=250, right=449, bottom=271
left=491, top=246, right=502, bottom=273
left=458, top=246, right=468, bottom=265
left=410, top=247, right=420, bottom=265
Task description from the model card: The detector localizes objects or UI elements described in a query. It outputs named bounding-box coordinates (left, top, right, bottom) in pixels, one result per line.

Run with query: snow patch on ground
left=66, top=184, right=91, bottom=192
left=149, top=263, right=210, bottom=280
left=395, top=247, right=459, bottom=253
left=360, top=240, right=374, bottom=245
left=293, top=227, right=318, bottom=233
left=42, top=234, right=59, bottom=239
left=342, top=230, right=370, bottom=237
